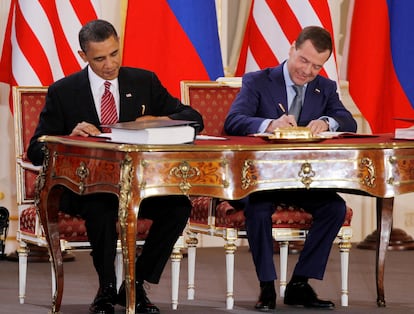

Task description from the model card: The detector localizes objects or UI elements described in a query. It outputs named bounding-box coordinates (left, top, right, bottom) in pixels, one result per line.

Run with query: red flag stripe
left=14, top=2, right=54, bottom=85
left=247, top=19, right=278, bottom=69
left=69, top=0, right=99, bottom=26
left=266, top=0, right=302, bottom=44
left=39, top=0, right=82, bottom=76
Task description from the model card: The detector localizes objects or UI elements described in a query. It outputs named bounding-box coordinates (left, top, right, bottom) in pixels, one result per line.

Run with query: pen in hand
left=278, top=103, right=295, bottom=127
left=278, top=103, right=286, bottom=114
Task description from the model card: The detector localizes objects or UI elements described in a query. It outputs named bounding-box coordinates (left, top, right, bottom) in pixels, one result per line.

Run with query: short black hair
left=295, top=26, right=332, bottom=57
left=78, top=19, right=118, bottom=53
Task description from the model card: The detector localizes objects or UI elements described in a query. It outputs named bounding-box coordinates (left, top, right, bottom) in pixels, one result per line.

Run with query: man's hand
left=70, top=122, right=101, bottom=137
left=265, top=115, right=297, bottom=133
left=135, top=115, right=170, bottom=122
left=307, top=119, right=329, bottom=135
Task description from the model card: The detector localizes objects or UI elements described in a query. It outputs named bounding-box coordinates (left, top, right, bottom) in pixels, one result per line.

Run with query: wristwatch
left=322, top=118, right=330, bottom=130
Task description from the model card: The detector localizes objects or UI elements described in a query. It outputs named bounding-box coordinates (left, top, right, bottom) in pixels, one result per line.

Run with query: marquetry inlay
left=139, top=157, right=229, bottom=195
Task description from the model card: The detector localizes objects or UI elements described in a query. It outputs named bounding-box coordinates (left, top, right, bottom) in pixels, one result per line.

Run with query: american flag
left=235, top=0, right=338, bottom=83
left=0, top=0, right=100, bottom=89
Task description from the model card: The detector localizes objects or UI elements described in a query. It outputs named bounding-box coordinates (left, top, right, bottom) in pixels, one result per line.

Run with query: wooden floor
left=0, top=245, right=414, bottom=314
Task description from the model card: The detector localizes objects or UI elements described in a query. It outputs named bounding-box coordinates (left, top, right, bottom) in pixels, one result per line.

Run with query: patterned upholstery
left=19, top=206, right=153, bottom=241
left=185, top=85, right=240, bottom=136
left=191, top=196, right=353, bottom=231
left=181, top=80, right=353, bottom=309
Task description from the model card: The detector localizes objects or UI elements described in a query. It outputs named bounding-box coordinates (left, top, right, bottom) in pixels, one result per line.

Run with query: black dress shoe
left=284, top=281, right=335, bottom=309
left=89, top=284, right=117, bottom=314
left=254, top=281, right=276, bottom=312
left=118, top=280, right=160, bottom=313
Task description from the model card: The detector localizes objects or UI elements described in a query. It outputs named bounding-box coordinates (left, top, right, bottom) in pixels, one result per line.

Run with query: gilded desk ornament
left=241, top=159, right=255, bottom=190
left=220, top=159, right=230, bottom=188
left=298, top=162, right=315, bottom=189
left=34, top=145, right=49, bottom=209
left=75, top=161, right=89, bottom=194
left=119, top=155, right=134, bottom=271
left=359, top=157, right=376, bottom=188
left=387, top=156, right=397, bottom=185
left=169, top=161, right=200, bottom=194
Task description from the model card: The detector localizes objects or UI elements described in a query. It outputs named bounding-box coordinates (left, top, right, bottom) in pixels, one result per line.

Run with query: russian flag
left=347, top=0, right=414, bottom=134
left=122, top=1, right=224, bottom=98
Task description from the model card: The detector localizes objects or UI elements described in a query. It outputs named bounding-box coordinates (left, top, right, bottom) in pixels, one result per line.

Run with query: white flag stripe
left=11, top=14, right=41, bottom=85
left=57, top=1, right=87, bottom=68
left=245, top=47, right=260, bottom=73
left=254, top=0, right=290, bottom=63
left=19, top=1, right=65, bottom=80
left=288, top=1, right=324, bottom=28
left=90, top=0, right=102, bottom=17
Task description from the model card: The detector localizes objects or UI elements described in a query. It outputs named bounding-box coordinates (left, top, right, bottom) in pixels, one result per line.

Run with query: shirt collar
left=87, top=65, right=118, bottom=92
left=283, top=61, right=307, bottom=90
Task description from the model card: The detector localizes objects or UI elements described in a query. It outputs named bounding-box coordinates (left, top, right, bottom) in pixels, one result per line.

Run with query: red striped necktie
left=101, top=81, right=118, bottom=132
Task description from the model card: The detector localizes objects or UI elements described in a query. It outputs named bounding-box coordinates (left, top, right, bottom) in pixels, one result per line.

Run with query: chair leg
left=279, top=241, right=289, bottom=298
left=17, top=243, right=29, bottom=304
left=115, top=239, right=123, bottom=291
left=171, top=236, right=184, bottom=310
left=338, top=229, right=352, bottom=307
left=50, top=254, right=56, bottom=299
left=224, top=236, right=237, bottom=310
left=186, top=232, right=198, bottom=300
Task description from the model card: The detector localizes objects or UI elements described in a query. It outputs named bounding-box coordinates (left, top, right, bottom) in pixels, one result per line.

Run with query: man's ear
left=78, top=50, right=87, bottom=63
left=288, top=41, right=296, bottom=58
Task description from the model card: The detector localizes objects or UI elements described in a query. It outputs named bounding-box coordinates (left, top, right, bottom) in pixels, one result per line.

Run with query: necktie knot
left=289, top=85, right=304, bottom=122
left=292, top=84, right=303, bottom=98
left=101, top=81, right=117, bottom=132
left=104, top=80, right=111, bottom=91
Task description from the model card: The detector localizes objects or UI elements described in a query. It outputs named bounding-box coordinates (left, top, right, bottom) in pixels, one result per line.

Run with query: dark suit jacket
left=224, top=63, right=357, bottom=135
left=28, top=66, right=203, bottom=165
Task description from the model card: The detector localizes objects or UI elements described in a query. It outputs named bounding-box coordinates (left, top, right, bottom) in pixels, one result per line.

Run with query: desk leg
left=37, top=186, right=64, bottom=314
left=376, top=197, right=393, bottom=307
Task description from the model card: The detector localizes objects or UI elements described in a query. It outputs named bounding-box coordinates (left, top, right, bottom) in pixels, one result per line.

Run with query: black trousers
left=60, top=190, right=191, bottom=287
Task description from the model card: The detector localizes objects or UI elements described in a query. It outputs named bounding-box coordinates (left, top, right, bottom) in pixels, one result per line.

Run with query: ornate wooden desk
left=35, top=134, right=414, bottom=313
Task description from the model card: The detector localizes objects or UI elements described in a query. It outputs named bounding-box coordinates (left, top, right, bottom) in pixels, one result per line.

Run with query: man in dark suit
left=27, top=19, right=203, bottom=314
left=224, top=26, right=357, bottom=311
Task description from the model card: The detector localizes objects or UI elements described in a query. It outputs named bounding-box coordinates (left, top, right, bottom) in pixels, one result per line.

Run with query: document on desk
left=394, top=127, right=414, bottom=140
left=100, top=119, right=198, bottom=144
left=317, top=132, right=378, bottom=139
left=196, top=134, right=228, bottom=140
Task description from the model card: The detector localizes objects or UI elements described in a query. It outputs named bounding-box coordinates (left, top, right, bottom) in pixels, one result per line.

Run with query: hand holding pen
left=265, top=104, right=297, bottom=133
left=277, top=103, right=297, bottom=127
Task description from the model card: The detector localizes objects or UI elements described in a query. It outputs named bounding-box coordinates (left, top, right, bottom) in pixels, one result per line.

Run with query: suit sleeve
left=319, top=80, right=357, bottom=132
left=224, top=73, right=270, bottom=135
